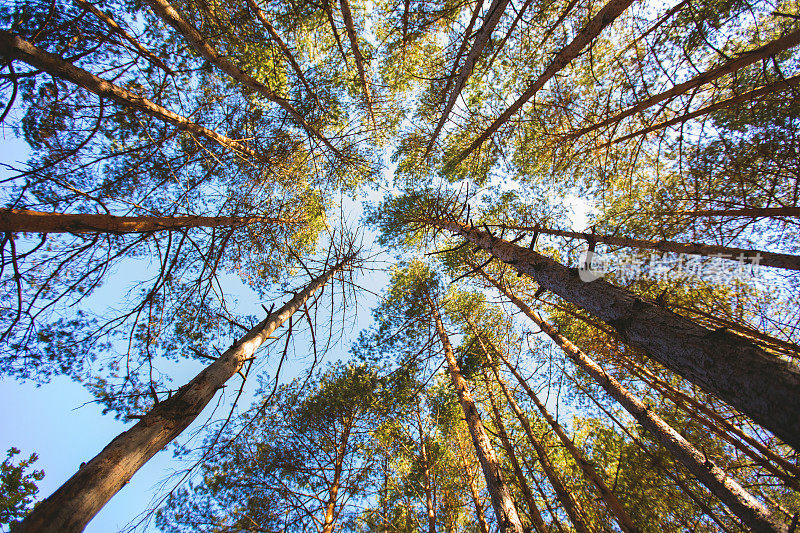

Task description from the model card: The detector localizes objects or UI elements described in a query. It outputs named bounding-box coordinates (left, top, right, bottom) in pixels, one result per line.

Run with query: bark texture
left=430, top=218, right=800, bottom=452
left=488, top=281, right=788, bottom=533
left=0, top=209, right=299, bottom=234
left=16, top=259, right=350, bottom=532
left=427, top=295, right=525, bottom=533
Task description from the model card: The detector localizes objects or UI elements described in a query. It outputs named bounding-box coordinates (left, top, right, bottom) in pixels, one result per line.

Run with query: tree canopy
left=1, top=0, right=799, bottom=531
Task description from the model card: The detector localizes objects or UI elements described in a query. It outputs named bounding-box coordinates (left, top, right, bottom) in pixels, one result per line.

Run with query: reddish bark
left=427, top=295, right=525, bottom=533
left=0, top=209, right=300, bottom=234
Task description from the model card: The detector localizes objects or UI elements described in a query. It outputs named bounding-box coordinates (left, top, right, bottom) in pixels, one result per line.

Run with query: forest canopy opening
left=1, top=0, right=799, bottom=531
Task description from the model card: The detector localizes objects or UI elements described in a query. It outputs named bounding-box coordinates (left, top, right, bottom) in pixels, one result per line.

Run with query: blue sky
left=0, top=129, right=395, bottom=531
left=0, top=120, right=595, bottom=531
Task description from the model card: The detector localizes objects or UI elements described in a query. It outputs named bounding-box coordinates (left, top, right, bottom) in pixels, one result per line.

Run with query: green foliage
left=3, top=0, right=800, bottom=530
left=0, top=448, right=44, bottom=525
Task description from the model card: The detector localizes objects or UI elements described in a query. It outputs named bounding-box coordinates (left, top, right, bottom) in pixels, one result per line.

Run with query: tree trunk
left=416, top=411, right=437, bottom=533
left=426, top=294, right=525, bottom=533
left=571, top=374, right=737, bottom=533
left=455, top=437, right=491, bottom=533
left=143, top=0, right=342, bottom=158
left=433, top=0, right=482, bottom=105
left=0, top=31, right=261, bottom=161
left=0, top=209, right=300, bottom=234
left=338, top=0, right=375, bottom=126
left=469, top=299, right=639, bottom=533
left=525, top=461, right=566, bottom=533
left=321, top=412, right=354, bottom=533
left=618, top=355, right=800, bottom=489
left=428, top=217, right=800, bottom=452
left=677, top=206, right=800, bottom=218
left=425, top=0, right=511, bottom=155
left=74, top=0, right=173, bottom=74
left=475, top=335, right=591, bottom=533
left=487, top=280, right=788, bottom=533
left=244, top=0, right=317, bottom=102
left=16, top=258, right=352, bottom=532
left=609, top=73, right=800, bottom=146
left=484, top=0, right=535, bottom=74
left=478, top=363, right=549, bottom=533
left=491, top=223, right=800, bottom=271
left=565, top=27, right=800, bottom=140
left=450, top=0, right=635, bottom=166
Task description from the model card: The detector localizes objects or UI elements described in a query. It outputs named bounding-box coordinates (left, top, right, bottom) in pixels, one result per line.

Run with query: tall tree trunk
left=425, top=294, right=525, bottom=533
left=416, top=411, right=437, bottom=533
left=0, top=31, right=261, bottom=161
left=244, top=0, right=318, bottom=102
left=434, top=0, right=482, bottom=106
left=487, top=280, right=788, bottom=532
left=618, top=354, right=800, bottom=489
left=491, top=348, right=639, bottom=533
left=424, top=0, right=511, bottom=156
left=468, top=302, right=639, bottom=533
left=0, top=209, right=300, bottom=234
left=74, top=0, right=173, bottom=74
left=677, top=206, right=800, bottom=218
left=525, top=461, right=566, bottom=533
left=478, top=363, right=549, bottom=533
left=16, top=257, right=352, bottom=532
left=338, top=0, right=375, bottom=126
left=473, top=334, right=592, bottom=533
left=491, top=223, right=800, bottom=271
left=571, top=374, right=737, bottom=533
left=483, top=0, right=535, bottom=73
left=609, top=73, right=800, bottom=146
left=427, top=217, right=800, bottom=452
left=565, top=27, right=800, bottom=140
left=321, top=412, right=355, bottom=533
left=450, top=0, right=636, bottom=167
left=143, top=0, right=343, bottom=158
left=455, top=437, right=491, bottom=533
